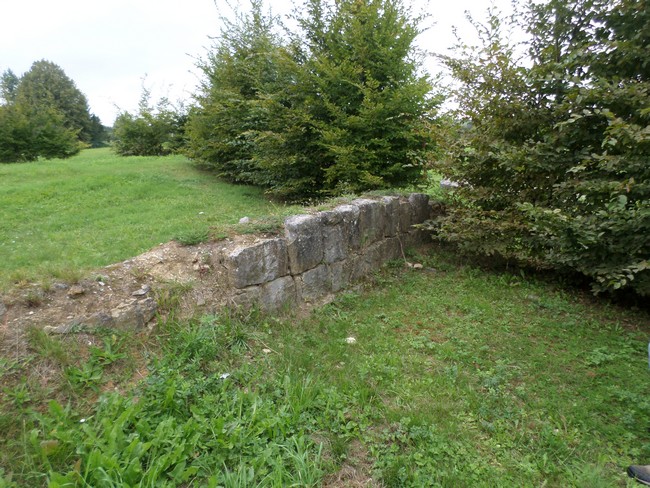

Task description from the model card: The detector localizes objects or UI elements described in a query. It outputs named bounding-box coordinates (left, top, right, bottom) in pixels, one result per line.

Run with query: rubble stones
left=132, top=284, right=151, bottom=296
left=67, top=285, right=85, bottom=298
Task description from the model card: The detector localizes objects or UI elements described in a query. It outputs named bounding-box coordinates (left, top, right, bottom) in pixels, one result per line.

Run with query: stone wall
left=3, top=193, right=436, bottom=334
left=224, top=193, right=435, bottom=312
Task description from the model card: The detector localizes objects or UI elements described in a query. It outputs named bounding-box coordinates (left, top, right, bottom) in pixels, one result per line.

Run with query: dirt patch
left=0, top=234, right=281, bottom=343
left=322, top=440, right=381, bottom=488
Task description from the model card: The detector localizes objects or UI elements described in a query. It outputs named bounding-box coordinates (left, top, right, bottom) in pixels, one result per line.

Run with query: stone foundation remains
left=225, top=193, right=435, bottom=312
left=2, top=193, right=437, bottom=333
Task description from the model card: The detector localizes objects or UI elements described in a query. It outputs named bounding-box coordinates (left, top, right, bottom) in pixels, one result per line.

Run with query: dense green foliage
left=112, top=88, right=187, bottom=156
left=2, top=251, right=649, bottom=486
left=0, top=61, right=105, bottom=162
left=185, top=2, right=292, bottom=188
left=0, top=102, right=79, bottom=163
left=186, top=0, right=436, bottom=200
left=433, top=0, right=650, bottom=296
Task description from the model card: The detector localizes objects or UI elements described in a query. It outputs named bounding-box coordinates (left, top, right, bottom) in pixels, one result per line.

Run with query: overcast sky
left=1, top=0, right=516, bottom=125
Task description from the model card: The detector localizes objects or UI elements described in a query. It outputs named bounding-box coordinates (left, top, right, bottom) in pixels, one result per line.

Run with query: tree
left=0, top=69, right=19, bottom=104
left=88, top=114, right=108, bottom=148
left=0, top=60, right=103, bottom=161
left=185, top=0, right=292, bottom=185
left=268, top=0, right=437, bottom=198
left=112, top=86, right=187, bottom=156
left=15, top=60, right=95, bottom=144
left=433, top=0, right=650, bottom=296
left=0, top=103, right=80, bottom=163
left=186, top=0, right=437, bottom=200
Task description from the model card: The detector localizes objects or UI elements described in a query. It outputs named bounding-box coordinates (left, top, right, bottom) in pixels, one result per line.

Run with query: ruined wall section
left=224, top=193, right=434, bottom=312
left=2, top=194, right=436, bottom=334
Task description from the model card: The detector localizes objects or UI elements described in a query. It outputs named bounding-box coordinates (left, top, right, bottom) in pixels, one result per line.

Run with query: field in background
left=0, top=148, right=302, bottom=289
left=1, top=248, right=648, bottom=486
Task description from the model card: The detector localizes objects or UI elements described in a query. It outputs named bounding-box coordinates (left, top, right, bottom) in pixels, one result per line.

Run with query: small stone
left=131, top=285, right=151, bottom=297
left=44, top=323, right=76, bottom=334
left=98, top=281, right=105, bottom=287
left=67, top=285, right=85, bottom=297
left=53, top=283, right=69, bottom=290
left=239, top=217, right=250, bottom=224
left=440, top=178, right=460, bottom=189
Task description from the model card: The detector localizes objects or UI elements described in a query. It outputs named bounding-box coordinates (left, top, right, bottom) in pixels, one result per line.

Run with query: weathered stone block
left=408, top=193, right=430, bottom=224
left=231, top=286, right=261, bottom=311
left=259, top=276, right=297, bottom=312
left=320, top=209, right=343, bottom=226
left=398, top=198, right=413, bottom=233
left=329, top=260, right=353, bottom=292
left=321, top=208, right=349, bottom=263
left=353, top=199, right=384, bottom=247
left=323, top=222, right=347, bottom=264
left=284, top=214, right=324, bottom=274
left=297, top=264, right=331, bottom=302
left=226, top=238, right=289, bottom=289
left=349, top=254, right=373, bottom=283
left=361, top=239, right=399, bottom=273
left=403, top=228, right=432, bottom=248
left=336, top=204, right=361, bottom=251
left=89, top=297, right=157, bottom=331
left=377, top=237, right=402, bottom=262
left=381, top=196, right=400, bottom=237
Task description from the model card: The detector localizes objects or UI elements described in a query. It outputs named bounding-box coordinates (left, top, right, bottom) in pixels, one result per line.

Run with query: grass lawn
left=0, top=148, right=301, bottom=289
left=1, top=248, right=648, bottom=486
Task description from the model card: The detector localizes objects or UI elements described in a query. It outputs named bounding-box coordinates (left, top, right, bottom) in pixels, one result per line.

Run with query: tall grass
left=0, top=148, right=300, bottom=288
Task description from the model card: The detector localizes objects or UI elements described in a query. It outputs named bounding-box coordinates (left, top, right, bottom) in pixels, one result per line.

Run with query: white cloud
left=0, top=0, right=515, bottom=125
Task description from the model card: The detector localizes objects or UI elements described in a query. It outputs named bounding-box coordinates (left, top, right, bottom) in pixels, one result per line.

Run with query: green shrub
left=185, top=0, right=438, bottom=201
left=113, top=87, right=186, bottom=156
left=432, top=0, right=650, bottom=296
left=0, top=60, right=103, bottom=162
left=0, top=102, right=81, bottom=163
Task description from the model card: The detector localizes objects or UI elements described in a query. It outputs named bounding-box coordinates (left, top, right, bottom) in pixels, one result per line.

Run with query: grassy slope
left=0, top=148, right=300, bottom=288
left=1, top=248, right=648, bottom=487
